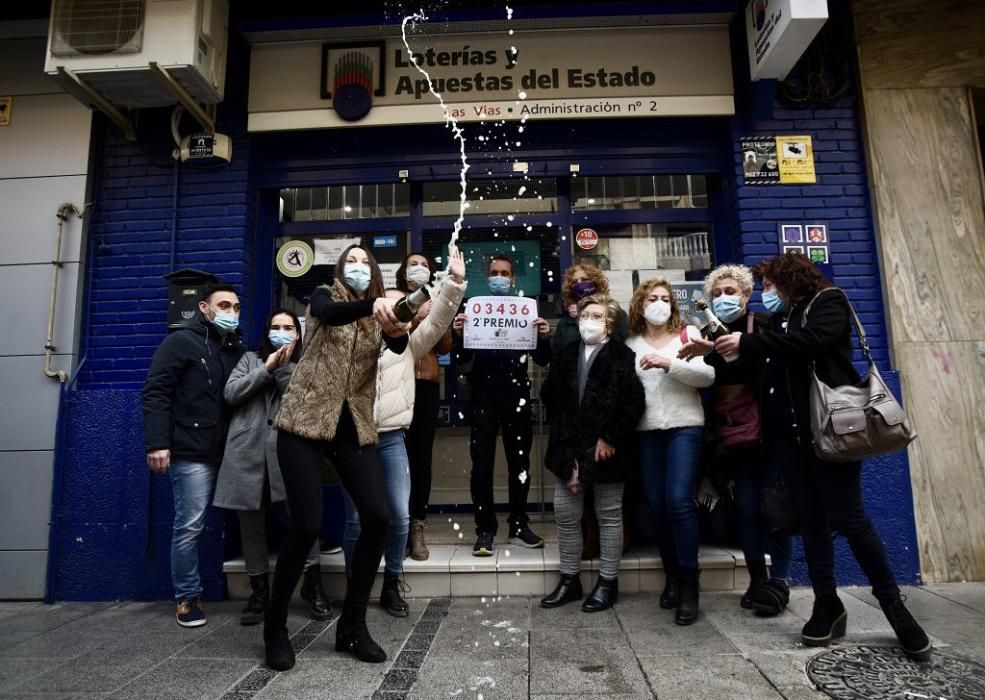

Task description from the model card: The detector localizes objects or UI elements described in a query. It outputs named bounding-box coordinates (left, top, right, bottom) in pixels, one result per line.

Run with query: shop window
left=572, top=175, right=707, bottom=211
left=572, top=223, right=712, bottom=324
left=423, top=178, right=558, bottom=217
left=279, top=184, right=411, bottom=222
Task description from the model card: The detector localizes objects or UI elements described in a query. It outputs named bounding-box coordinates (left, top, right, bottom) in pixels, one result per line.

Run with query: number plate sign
left=464, top=296, right=538, bottom=350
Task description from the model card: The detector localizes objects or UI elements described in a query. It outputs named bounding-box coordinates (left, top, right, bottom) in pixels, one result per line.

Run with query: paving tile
left=408, top=657, right=527, bottom=700
left=923, top=581, right=985, bottom=615
left=530, top=629, right=649, bottom=696
left=531, top=595, right=620, bottom=630
left=0, top=656, right=69, bottom=692
left=302, top=604, right=420, bottom=660
left=109, top=657, right=258, bottom=700
left=0, top=603, right=113, bottom=652
left=615, top=594, right=739, bottom=656
left=254, top=655, right=386, bottom=700
left=639, top=653, right=786, bottom=700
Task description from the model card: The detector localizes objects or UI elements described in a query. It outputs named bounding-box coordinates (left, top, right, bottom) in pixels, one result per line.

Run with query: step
left=224, top=543, right=763, bottom=600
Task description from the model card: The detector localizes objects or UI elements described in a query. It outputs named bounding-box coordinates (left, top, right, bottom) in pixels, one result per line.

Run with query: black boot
left=241, top=574, right=269, bottom=626
left=742, top=560, right=769, bottom=610
left=660, top=557, right=680, bottom=610
left=880, top=597, right=932, bottom=661
left=801, top=594, right=847, bottom=647
left=541, top=573, right=584, bottom=608
left=582, top=576, right=618, bottom=613
left=335, top=601, right=387, bottom=663
left=380, top=573, right=409, bottom=617
left=750, top=578, right=790, bottom=617
left=263, top=623, right=295, bottom=671
left=300, top=565, right=331, bottom=621
left=675, top=568, right=700, bottom=626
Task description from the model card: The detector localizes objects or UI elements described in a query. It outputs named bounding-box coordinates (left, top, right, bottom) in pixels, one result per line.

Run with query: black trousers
left=267, top=406, right=390, bottom=629
left=407, top=379, right=441, bottom=522
left=469, top=388, right=532, bottom=535
left=769, top=425, right=900, bottom=603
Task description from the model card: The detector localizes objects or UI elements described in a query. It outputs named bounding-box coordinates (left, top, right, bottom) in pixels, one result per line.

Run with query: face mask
left=643, top=300, right=672, bottom=326
left=268, top=330, right=295, bottom=348
left=343, top=263, right=371, bottom=294
left=762, top=289, right=786, bottom=314
left=488, top=276, right=511, bottom=296
left=211, top=311, right=239, bottom=333
left=571, top=281, right=597, bottom=301
left=407, top=265, right=431, bottom=290
left=712, top=294, right=743, bottom=323
left=579, top=319, right=606, bottom=345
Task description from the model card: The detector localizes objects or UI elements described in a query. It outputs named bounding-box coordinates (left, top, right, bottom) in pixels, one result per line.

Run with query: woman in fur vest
left=540, top=295, right=644, bottom=612
left=263, top=244, right=407, bottom=671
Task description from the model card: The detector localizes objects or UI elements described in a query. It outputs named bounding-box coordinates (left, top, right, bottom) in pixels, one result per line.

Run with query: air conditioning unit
left=45, top=0, right=228, bottom=109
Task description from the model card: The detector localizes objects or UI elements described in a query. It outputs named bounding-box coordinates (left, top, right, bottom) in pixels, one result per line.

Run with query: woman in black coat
left=714, top=252, right=931, bottom=661
left=540, top=294, right=645, bottom=612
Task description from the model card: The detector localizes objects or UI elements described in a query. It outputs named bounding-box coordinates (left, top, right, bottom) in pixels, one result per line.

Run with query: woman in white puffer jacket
left=341, top=244, right=467, bottom=616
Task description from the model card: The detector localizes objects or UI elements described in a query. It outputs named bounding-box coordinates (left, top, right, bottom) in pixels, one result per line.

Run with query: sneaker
left=176, top=598, right=207, bottom=628
left=507, top=525, right=545, bottom=549
left=473, top=531, right=495, bottom=557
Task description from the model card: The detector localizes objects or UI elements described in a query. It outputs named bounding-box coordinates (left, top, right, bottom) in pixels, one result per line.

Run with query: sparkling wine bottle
left=393, top=285, right=431, bottom=324
left=696, top=299, right=737, bottom=361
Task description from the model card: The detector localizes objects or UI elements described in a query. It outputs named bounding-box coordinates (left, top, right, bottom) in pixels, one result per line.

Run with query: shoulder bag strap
left=746, top=312, right=755, bottom=334
left=801, top=287, right=872, bottom=364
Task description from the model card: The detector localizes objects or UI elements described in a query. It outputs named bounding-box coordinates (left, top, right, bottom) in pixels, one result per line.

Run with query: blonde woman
left=627, top=279, right=714, bottom=625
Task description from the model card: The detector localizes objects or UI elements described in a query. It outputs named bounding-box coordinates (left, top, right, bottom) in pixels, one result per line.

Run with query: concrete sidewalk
left=1, top=584, right=984, bottom=700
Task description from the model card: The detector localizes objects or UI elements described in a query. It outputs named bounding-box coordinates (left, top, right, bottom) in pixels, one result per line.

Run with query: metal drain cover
left=807, top=646, right=985, bottom=700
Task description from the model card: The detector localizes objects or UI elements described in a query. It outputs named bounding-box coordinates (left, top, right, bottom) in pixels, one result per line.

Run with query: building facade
left=1, top=0, right=981, bottom=600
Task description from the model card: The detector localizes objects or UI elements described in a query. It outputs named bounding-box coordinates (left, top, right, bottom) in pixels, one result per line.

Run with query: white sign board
left=746, top=0, right=828, bottom=81
left=379, top=263, right=400, bottom=290
left=249, top=26, right=734, bottom=131
left=313, top=237, right=362, bottom=266
left=464, top=296, right=538, bottom=350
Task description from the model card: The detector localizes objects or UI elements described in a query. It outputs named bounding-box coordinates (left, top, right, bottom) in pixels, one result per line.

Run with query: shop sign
left=314, top=236, right=362, bottom=266
left=276, top=240, right=314, bottom=278
left=741, top=135, right=815, bottom=184
left=373, top=234, right=398, bottom=248
left=249, top=26, right=734, bottom=131
left=187, top=133, right=214, bottom=159
left=575, top=228, right=599, bottom=250
left=779, top=222, right=829, bottom=262
left=746, top=0, right=828, bottom=81
left=464, top=296, right=539, bottom=350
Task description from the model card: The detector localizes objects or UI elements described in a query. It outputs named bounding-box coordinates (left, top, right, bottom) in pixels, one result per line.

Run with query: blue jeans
left=732, top=448, right=793, bottom=580
left=169, top=460, right=217, bottom=602
left=342, top=429, right=411, bottom=576
left=639, top=427, right=703, bottom=569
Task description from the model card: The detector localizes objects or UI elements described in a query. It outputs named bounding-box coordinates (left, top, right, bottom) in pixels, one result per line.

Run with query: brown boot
left=409, top=518, right=430, bottom=561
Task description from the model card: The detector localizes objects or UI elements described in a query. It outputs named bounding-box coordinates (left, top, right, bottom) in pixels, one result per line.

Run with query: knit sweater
left=628, top=328, right=715, bottom=431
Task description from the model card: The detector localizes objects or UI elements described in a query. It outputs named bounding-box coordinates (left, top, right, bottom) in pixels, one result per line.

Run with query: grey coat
left=214, top=351, right=293, bottom=510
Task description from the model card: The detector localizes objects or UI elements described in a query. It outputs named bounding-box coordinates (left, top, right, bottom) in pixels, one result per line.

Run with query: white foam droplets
left=518, top=90, right=526, bottom=99
left=509, top=29, right=514, bottom=35
left=546, top=221, right=553, bottom=227
left=507, top=214, right=515, bottom=221
left=506, top=6, right=513, bottom=20
left=517, top=185, right=526, bottom=196
left=453, top=522, right=461, bottom=531
left=518, top=398, right=527, bottom=406
left=516, top=141, right=522, bottom=147
left=518, top=470, right=528, bottom=483
left=518, top=126, right=524, bottom=133
left=504, top=549, right=511, bottom=557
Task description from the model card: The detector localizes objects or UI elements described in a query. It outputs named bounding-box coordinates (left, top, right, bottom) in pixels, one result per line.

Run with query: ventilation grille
left=50, top=0, right=145, bottom=57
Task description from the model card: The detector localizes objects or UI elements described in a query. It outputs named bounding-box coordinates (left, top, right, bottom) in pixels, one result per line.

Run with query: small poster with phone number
left=464, top=296, right=539, bottom=350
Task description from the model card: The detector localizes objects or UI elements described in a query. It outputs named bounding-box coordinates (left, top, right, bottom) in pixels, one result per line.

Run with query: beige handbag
left=803, top=289, right=917, bottom=463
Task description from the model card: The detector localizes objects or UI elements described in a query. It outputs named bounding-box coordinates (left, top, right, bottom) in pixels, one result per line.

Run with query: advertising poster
left=464, top=296, right=539, bottom=350
left=777, top=135, right=816, bottom=184
left=740, top=136, right=779, bottom=184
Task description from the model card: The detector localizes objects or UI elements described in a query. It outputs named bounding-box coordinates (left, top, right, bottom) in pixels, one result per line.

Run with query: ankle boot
left=335, top=601, right=387, bottom=663
left=380, top=573, right=409, bottom=617
left=582, top=576, right=618, bottom=613
left=263, top=623, right=295, bottom=671
left=742, top=560, right=769, bottom=610
left=409, top=519, right=430, bottom=561
left=300, top=565, right=331, bottom=621
left=880, top=597, right=932, bottom=661
left=241, top=574, right=268, bottom=626
left=750, top=578, right=790, bottom=617
left=675, top=567, right=700, bottom=626
left=801, top=594, right=847, bottom=647
left=541, top=573, right=583, bottom=608
left=660, top=557, right=680, bottom=610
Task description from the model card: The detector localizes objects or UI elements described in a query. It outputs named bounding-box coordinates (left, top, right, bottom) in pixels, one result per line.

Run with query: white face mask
left=407, top=265, right=430, bottom=290
left=643, top=300, right=672, bottom=326
left=578, top=319, right=606, bottom=345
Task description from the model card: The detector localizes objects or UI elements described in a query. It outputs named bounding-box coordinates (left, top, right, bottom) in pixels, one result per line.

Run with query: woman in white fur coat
left=341, top=244, right=467, bottom=616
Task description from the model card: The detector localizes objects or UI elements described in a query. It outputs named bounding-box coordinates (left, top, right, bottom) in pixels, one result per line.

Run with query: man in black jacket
left=452, top=255, right=552, bottom=556
left=142, top=283, right=245, bottom=627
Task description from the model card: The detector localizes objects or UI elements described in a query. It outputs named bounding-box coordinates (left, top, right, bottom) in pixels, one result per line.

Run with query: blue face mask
left=712, top=294, right=743, bottom=323
left=762, top=289, right=786, bottom=314
left=343, top=263, right=371, bottom=294
left=211, top=311, right=239, bottom=333
left=268, top=330, right=295, bottom=348
left=488, top=276, right=512, bottom=296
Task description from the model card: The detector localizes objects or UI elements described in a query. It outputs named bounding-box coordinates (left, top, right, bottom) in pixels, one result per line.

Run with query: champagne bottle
left=696, top=299, right=737, bottom=361
left=393, top=285, right=431, bottom=324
